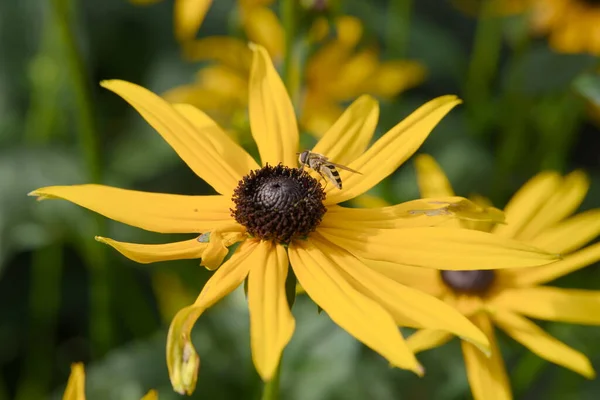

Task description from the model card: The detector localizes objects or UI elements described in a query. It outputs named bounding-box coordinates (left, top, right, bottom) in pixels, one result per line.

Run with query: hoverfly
left=297, top=150, right=361, bottom=189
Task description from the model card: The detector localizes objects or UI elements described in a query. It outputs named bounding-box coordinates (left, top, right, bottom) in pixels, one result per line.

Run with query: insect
left=297, top=150, right=361, bottom=189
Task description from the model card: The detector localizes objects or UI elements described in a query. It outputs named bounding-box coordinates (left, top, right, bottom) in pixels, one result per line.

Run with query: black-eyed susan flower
left=530, top=0, right=600, bottom=54
left=31, top=44, right=558, bottom=395
left=168, top=15, right=425, bottom=137
left=391, top=154, right=600, bottom=400
left=129, top=0, right=213, bottom=42
left=62, top=363, right=157, bottom=400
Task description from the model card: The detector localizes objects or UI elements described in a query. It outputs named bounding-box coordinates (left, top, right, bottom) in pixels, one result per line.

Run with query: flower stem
left=280, top=0, right=298, bottom=104
left=387, top=0, right=413, bottom=58
left=261, top=361, right=282, bottom=400
left=464, top=0, right=503, bottom=130
left=52, top=0, right=112, bottom=357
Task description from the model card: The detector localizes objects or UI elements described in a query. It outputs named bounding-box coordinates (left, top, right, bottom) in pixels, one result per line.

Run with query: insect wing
left=319, top=165, right=342, bottom=189
left=328, top=162, right=362, bottom=175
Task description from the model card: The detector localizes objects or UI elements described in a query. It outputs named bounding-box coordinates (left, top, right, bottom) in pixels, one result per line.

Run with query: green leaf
left=573, top=73, right=600, bottom=106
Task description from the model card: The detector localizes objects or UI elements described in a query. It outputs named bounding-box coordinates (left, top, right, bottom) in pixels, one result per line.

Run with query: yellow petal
left=95, top=237, right=208, bottom=263
left=100, top=80, right=242, bottom=194
left=491, top=286, right=600, bottom=325
left=249, top=44, right=298, bottom=167
left=335, top=16, right=363, bottom=48
left=200, top=226, right=246, bottom=270
left=324, top=96, right=462, bottom=204
left=288, top=238, right=423, bottom=374
left=366, top=60, right=426, bottom=99
left=62, top=363, right=85, bottom=400
left=328, top=50, right=379, bottom=100
left=311, top=95, right=379, bottom=166
left=414, top=154, right=455, bottom=198
left=517, top=170, right=590, bottom=241
left=492, top=310, right=595, bottom=378
left=309, top=235, right=489, bottom=352
left=173, top=103, right=260, bottom=176
left=183, top=37, right=252, bottom=72
left=321, top=197, right=505, bottom=229
left=528, top=209, right=600, bottom=254
left=167, top=239, right=258, bottom=395
left=174, top=0, right=212, bottom=41
left=493, top=171, right=562, bottom=238
left=317, top=225, right=558, bottom=270
left=406, top=329, right=452, bottom=354
left=363, top=259, right=444, bottom=297
left=351, top=193, right=391, bottom=209
left=242, top=7, right=285, bottom=60
left=502, top=242, right=600, bottom=287
left=29, top=185, right=232, bottom=233
left=140, top=389, right=158, bottom=400
left=248, top=242, right=295, bottom=380
left=300, top=95, right=344, bottom=138
left=461, top=313, right=511, bottom=400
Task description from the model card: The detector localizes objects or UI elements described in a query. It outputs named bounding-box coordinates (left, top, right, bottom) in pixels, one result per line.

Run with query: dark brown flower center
left=231, top=164, right=326, bottom=243
left=580, top=0, right=600, bottom=6
left=440, top=270, right=496, bottom=295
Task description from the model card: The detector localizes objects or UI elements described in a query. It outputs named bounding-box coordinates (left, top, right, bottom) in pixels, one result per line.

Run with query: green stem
left=15, top=246, right=63, bottom=400
left=52, top=0, right=111, bottom=357
left=464, top=0, right=503, bottom=129
left=261, top=361, right=282, bottom=400
left=387, top=0, right=413, bottom=58
left=280, top=0, right=298, bottom=104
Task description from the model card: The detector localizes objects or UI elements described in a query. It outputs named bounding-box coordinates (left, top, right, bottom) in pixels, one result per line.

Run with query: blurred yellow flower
left=31, top=45, right=557, bottom=395
left=530, top=0, right=600, bottom=54
left=62, top=363, right=157, bottom=400
left=391, top=154, right=600, bottom=400
left=168, top=15, right=425, bottom=137
left=130, top=0, right=213, bottom=42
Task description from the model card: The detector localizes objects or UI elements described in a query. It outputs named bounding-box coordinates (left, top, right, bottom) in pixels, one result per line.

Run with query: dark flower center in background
left=581, top=0, right=600, bottom=6
left=440, top=270, right=496, bottom=295
left=232, top=164, right=327, bottom=243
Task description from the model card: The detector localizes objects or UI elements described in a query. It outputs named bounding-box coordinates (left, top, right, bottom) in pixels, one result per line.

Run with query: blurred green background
left=1, top=0, right=600, bottom=399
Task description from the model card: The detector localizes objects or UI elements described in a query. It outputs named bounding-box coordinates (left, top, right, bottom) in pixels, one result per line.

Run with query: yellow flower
left=31, top=45, right=557, bottom=395
left=62, top=363, right=157, bottom=400
left=130, top=0, right=213, bottom=42
left=395, top=154, right=600, bottom=400
left=170, top=15, right=425, bottom=137
left=530, top=0, right=600, bottom=55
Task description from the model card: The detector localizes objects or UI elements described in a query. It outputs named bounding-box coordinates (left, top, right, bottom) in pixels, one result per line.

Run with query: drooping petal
left=242, top=6, right=285, bottom=60
left=461, top=313, right=511, bottom=400
left=362, top=259, right=444, bottom=297
left=140, top=390, right=158, bottom=400
left=95, top=237, right=208, bottom=263
left=517, top=170, right=589, bottom=241
left=491, top=286, right=600, bottom=325
left=493, top=171, right=561, bottom=238
left=317, top=225, right=559, bottom=270
left=248, top=242, right=295, bottom=380
left=406, top=329, right=453, bottom=354
left=493, top=311, right=596, bottom=378
left=183, top=37, right=252, bottom=72
left=30, top=184, right=234, bottom=233
left=62, top=363, right=85, bottom=400
left=311, top=95, right=379, bottom=166
left=309, top=235, right=489, bottom=352
left=414, top=154, right=455, bottom=198
left=321, top=197, right=505, bottom=229
left=199, top=225, right=247, bottom=270
left=324, top=96, right=462, bottom=204
left=501, top=242, right=600, bottom=287
left=248, top=44, right=298, bottom=167
left=173, top=103, right=260, bottom=175
left=174, top=0, right=213, bottom=41
left=100, top=80, right=242, bottom=194
left=528, top=209, right=600, bottom=254
left=288, top=239, right=423, bottom=374
left=167, top=239, right=258, bottom=395
left=29, top=185, right=232, bottom=233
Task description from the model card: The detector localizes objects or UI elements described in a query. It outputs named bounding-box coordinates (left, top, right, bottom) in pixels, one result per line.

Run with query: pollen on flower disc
left=231, top=164, right=327, bottom=243
left=440, top=270, right=496, bottom=295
